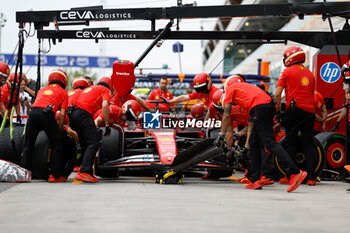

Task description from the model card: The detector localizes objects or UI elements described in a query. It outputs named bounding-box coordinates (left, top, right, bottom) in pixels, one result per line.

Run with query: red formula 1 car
left=95, top=98, right=234, bottom=183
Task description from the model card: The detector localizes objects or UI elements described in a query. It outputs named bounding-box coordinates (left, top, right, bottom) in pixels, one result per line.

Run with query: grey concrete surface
left=0, top=173, right=350, bottom=233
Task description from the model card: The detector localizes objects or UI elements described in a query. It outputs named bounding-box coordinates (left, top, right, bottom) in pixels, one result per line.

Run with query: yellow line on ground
left=72, top=179, right=82, bottom=184
left=140, top=180, right=156, bottom=183
left=228, top=176, right=239, bottom=181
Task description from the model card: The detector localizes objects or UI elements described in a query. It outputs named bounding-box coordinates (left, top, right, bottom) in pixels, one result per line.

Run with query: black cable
left=8, top=30, right=24, bottom=110
left=209, top=44, right=238, bottom=76
left=7, top=42, right=19, bottom=71
left=41, top=39, right=51, bottom=54
left=27, top=23, right=36, bottom=37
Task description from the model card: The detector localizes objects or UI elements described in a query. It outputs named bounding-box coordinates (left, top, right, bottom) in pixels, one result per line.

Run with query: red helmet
left=7, top=73, right=21, bottom=88
left=283, top=46, right=305, bottom=67
left=0, top=62, right=10, bottom=79
left=224, top=75, right=244, bottom=92
left=72, top=76, right=90, bottom=89
left=193, top=73, right=211, bottom=93
left=48, top=69, right=68, bottom=89
left=212, top=90, right=224, bottom=112
left=97, top=76, right=113, bottom=91
left=190, top=104, right=206, bottom=119
left=122, top=100, right=141, bottom=121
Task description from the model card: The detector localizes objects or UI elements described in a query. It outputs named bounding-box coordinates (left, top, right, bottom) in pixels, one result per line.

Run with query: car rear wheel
left=315, top=132, right=347, bottom=179
left=273, top=136, right=326, bottom=178
left=0, top=126, right=24, bottom=165
left=32, top=131, right=77, bottom=179
left=96, top=127, right=121, bottom=178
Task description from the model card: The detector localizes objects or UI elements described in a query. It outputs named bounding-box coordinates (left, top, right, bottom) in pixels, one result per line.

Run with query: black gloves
left=16, top=115, right=22, bottom=125
left=214, top=134, right=226, bottom=148
left=276, top=111, right=282, bottom=123
left=104, top=126, right=111, bottom=137
left=240, top=146, right=249, bottom=157
left=331, top=121, right=340, bottom=132
left=76, top=142, right=82, bottom=153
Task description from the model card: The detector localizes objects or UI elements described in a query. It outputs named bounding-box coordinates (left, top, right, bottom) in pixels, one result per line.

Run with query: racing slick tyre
left=0, top=126, right=24, bottom=165
left=95, top=127, right=121, bottom=178
left=315, top=132, right=347, bottom=180
left=99, top=127, right=122, bottom=161
left=208, top=153, right=234, bottom=178
left=31, top=131, right=77, bottom=179
left=95, top=165, right=119, bottom=178
left=273, top=135, right=326, bottom=179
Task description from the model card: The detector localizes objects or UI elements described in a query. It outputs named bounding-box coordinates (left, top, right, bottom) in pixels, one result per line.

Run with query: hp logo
left=320, top=62, right=341, bottom=83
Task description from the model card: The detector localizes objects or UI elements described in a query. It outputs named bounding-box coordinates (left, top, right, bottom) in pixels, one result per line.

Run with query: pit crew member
left=0, top=61, right=10, bottom=86
left=148, top=77, right=175, bottom=111
left=168, top=73, right=219, bottom=108
left=1, top=73, right=22, bottom=123
left=220, top=82, right=307, bottom=191
left=69, top=76, right=113, bottom=183
left=274, top=46, right=316, bottom=186
left=21, top=69, right=68, bottom=183
left=94, top=100, right=142, bottom=127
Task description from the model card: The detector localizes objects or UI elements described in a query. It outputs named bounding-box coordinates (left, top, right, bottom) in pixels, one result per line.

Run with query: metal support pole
left=177, top=43, right=182, bottom=73
left=134, top=20, right=173, bottom=68
left=35, top=39, right=41, bottom=101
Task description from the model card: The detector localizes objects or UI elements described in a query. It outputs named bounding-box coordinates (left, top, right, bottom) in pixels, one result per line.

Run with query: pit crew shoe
left=246, top=180, right=262, bottom=190
left=260, top=176, right=275, bottom=186
left=307, top=180, right=316, bottom=186
left=287, top=170, right=307, bottom=192
left=75, top=172, right=99, bottom=183
left=48, top=175, right=67, bottom=183
left=279, top=176, right=290, bottom=185
left=238, top=177, right=251, bottom=184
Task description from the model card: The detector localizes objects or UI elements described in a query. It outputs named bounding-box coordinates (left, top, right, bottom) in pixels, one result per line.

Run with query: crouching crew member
left=94, top=100, right=141, bottom=127
left=68, top=76, right=92, bottom=172
left=168, top=73, right=219, bottom=108
left=21, top=69, right=69, bottom=183
left=219, top=82, right=307, bottom=192
left=69, top=76, right=113, bottom=183
left=274, top=46, right=317, bottom=186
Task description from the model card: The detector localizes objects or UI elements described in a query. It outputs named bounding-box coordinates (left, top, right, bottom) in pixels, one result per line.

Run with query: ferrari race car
left=95, top=98, right=234, bottom=183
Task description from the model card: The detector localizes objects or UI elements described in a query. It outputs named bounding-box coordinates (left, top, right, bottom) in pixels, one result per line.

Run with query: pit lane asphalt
left=0, top=172, right=349, bottom=233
